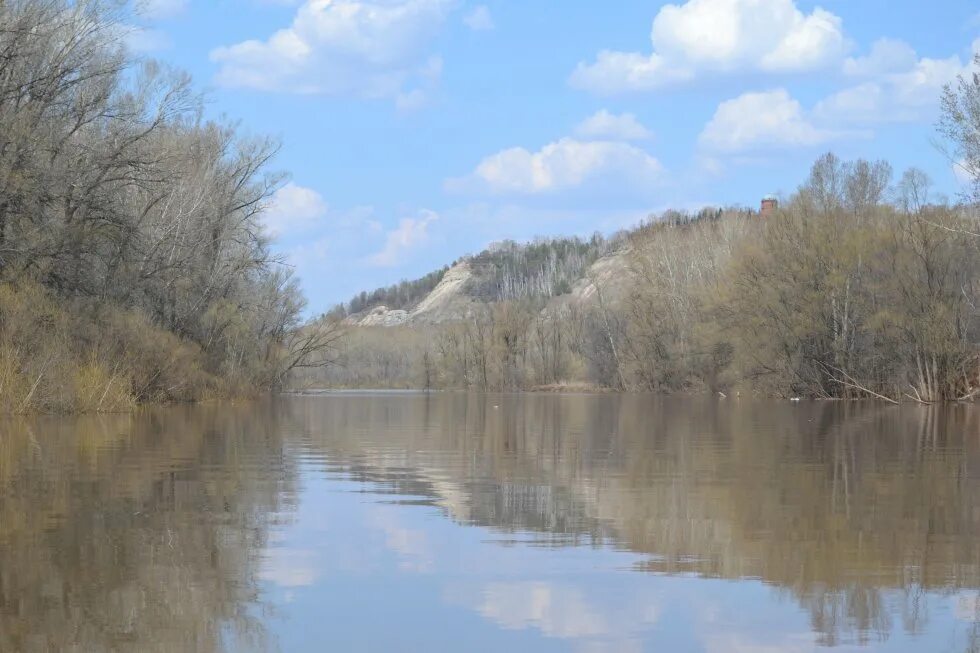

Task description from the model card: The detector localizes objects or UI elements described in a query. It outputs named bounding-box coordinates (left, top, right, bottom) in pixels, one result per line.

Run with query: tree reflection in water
left=286, top=394, right=980, bottom=648
left=0, top=403, right=297, bottom=652
left=0, top=395, right=978, bottom=651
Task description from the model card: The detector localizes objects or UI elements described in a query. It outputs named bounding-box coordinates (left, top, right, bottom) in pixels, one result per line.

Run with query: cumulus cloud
left=463, top=5, right=494, bottom=31
left=575, top=110, right=652, bottom=142
left=842, top=38, right=918, bottom=77
left=699, top=89, right=840, bottom=153
left=369, top=209, right=439, bottom=266
left=263, top=183, right=329, bottom=237
left=816, top=42, right=977, bottom=124
left=569, top=51, right=693, bottom=95
left=448, top=138, right=664, bottom=195
left=570, top=0, right=847, bottom=94
left=210, top=0, right=453, bottom=101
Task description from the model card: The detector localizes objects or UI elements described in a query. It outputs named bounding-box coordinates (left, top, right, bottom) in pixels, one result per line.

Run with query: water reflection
left=285, top=394, right=980, bottom=651
left=0, top=404, right=297, bottom=652
left=1, top=394, right=979, bottom=651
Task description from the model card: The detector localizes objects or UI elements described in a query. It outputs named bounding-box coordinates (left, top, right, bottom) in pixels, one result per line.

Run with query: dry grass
left=0, top=281, right=249, bottom=413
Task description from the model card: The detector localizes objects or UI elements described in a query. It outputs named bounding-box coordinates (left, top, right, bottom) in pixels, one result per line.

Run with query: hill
left=301, top=153, right=980, bottom=402
left=336, top=232, right=622, bottom=326
left=335, top=207, right=737, bottom=328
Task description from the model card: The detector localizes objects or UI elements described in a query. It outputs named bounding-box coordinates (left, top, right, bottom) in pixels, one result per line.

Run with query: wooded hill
left=307, top=150, right=980, bottom=403
left=333, top=209, right=731, bottom=325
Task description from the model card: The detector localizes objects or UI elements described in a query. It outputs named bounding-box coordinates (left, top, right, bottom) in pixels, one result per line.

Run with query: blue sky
left=131, top=0, right=980, bottom=312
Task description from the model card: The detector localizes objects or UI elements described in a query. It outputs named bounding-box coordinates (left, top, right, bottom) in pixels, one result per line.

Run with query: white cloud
left=813, top=82, right=884, bottom=122
left=891, top=55, right=969, bottom=110
left=463, top=5, right=494, bottom=31
left=264, top=183, right=328, bottom=237
left=575, top=110, right=652, bottom=142
left=571, top=0, right=847, bottom=94
left=210, top=0, right=453, bottom=101
left=138, top=0, right=188, bottom=19
left=699, top=89, right=838, bottom=153
left=816, top=44, right=976, bottom=124
left=369, top=210, right=439, bottom=266
left=448, top=138, right=664, bottom=195
left=570, top=51, right=693, bottom=95
left=842, top=38, right=918, bottom=77
left=755, top=7, right=845, bottom=71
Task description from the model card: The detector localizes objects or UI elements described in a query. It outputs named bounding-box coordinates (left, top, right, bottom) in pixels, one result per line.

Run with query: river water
left=1, top=393, right=979, bottom=652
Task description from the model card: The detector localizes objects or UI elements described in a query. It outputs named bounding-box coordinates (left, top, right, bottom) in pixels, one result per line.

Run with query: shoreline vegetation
left=302, top=158, right=980, bottom=404
left=2, top=3, right=980, bottom=412
left=293, top=54, right=980, bottom=405
left=0, top=1, right=338, bottom=413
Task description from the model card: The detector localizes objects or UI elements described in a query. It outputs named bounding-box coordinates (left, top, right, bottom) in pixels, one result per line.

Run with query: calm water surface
left=2, top=394, right=980, bottom=652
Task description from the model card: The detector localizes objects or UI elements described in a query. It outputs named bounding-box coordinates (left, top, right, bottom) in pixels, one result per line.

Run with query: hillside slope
left=348, top=261, right=479, bottom=326
left=342, top=233, right=630, bottom=326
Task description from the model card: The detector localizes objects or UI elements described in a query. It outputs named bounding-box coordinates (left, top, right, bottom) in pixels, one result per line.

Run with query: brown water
left=1, top=393, right=979, bottom=652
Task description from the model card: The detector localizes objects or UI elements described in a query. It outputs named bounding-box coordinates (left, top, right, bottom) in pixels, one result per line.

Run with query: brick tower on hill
left=760, top=195, right=778, bottom=217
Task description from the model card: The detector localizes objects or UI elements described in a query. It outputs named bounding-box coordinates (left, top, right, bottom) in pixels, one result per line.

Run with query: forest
left=312, top=67, right=980, bottom=402
left=0, top=0, right=337, bottom=412
left=315, top=155, right=980, bottom=402
left=4, top=1, right=980, bottom=411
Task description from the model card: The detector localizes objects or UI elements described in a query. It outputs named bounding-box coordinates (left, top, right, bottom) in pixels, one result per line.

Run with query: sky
left=129, top=0, right=980, bottom=313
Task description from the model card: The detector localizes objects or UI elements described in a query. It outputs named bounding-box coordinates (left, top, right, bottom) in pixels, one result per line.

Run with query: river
left=1, top=393, right=978, bottom=652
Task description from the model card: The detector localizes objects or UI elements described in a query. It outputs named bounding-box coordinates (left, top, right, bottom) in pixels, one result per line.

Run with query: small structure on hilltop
left=759, top=195, right=779, bottom=218
left=760, top=195, right=778, bottom=217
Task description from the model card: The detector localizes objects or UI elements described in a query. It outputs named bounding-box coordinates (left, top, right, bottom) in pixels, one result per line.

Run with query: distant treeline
left=0, top=1, right=335, bottom=411
left=304, top=151, right=980, bottom=402
left=305, top=149, right=980, bottom=402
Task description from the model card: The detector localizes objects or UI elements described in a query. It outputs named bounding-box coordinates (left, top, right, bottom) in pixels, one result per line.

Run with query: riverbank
left=0, top=1, right=338, bottom=415
left=0, top=281, right=268, bottom=414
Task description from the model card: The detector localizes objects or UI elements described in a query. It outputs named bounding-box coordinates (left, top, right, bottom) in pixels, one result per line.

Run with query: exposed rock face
left=345, top=249, right=632, bottom=328
left=568, top=249, right=632, bottom=307
left=355, top=306, right=410, bottom=327
left=346, top=261, right=478, bottom=327
left=410, top=261, right=477, bottom=323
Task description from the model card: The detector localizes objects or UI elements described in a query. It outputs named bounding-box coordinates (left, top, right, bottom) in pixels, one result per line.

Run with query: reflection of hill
left=0, top=403, right=297, bottom=653
left=3, top=395, right=977, bottom=650
left=286, top=393, right=980, bottom=645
